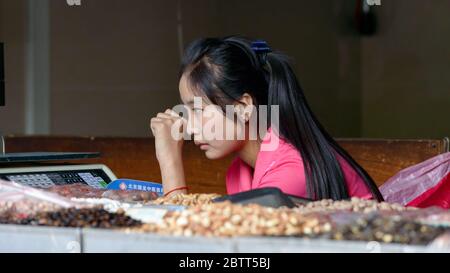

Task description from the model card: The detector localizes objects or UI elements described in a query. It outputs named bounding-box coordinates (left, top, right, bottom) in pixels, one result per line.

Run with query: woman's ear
left=237, top=93, right=254, bottom=122
left=238, top=93, right=254, bottom=107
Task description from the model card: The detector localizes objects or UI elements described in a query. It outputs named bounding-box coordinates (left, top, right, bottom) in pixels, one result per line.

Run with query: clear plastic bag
left=101, top=190, right=159, bottom=203
left=46, top=183, right=106, bottom=199
left=0, top=179, right=78, bottom=221
left=45, top=184, right=158, bottom=203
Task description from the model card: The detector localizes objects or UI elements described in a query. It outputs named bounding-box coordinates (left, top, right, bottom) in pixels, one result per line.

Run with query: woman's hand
left=150, top=109, right=187, bottom=195
left=150, top=108, right=186, bottom=163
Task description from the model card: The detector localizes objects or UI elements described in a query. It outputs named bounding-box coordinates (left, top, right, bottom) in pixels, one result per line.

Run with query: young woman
left=150, top=36, right=383, bottom=201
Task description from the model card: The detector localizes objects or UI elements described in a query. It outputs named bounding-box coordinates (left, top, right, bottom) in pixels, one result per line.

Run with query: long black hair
left=180, top=36, right=383, bottom=201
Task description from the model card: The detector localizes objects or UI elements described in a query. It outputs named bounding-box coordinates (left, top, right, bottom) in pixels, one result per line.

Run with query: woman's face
left=179, top=74, right=247, bottom=159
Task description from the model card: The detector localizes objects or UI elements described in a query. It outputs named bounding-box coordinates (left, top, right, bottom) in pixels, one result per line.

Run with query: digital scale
left=0, top=164, right=117, bottom=189
left=0, top=149, right=164, bottom=195
left=0, top=149, right=116, bottom=189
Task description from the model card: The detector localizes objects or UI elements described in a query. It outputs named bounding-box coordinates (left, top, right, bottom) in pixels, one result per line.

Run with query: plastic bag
left=46, top=184, right=158, bottom=203
left=380, top=152, right=450, bottom=209
left=46, top=183, right=106, bottom=199
left=101, top=190, right=159, bottom=203
left=0, top=179, right=78, bottom=221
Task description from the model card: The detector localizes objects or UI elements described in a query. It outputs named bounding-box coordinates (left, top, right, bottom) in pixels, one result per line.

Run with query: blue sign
left=106, top=179, right=164, bottom=197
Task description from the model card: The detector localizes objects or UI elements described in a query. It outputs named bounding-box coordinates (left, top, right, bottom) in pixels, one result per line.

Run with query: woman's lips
left=195, top=142, right=209, bottom=150
left=199, top=144, right=209, bottom=150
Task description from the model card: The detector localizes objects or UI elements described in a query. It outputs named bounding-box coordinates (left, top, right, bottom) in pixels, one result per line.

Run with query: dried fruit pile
left=2, top=207, right=142, bottom=229
left=1, top=185, right=448, bottom=246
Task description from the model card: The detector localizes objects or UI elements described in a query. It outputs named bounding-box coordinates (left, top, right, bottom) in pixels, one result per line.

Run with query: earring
left=243, top=112, right=249, bottom=122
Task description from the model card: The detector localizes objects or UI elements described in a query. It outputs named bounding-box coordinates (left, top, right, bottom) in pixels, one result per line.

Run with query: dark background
left=0, top=0, right=449, bottom=138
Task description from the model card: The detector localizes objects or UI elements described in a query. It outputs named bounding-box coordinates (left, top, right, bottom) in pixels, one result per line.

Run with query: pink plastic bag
left=380, top=152, right=450, bottom=209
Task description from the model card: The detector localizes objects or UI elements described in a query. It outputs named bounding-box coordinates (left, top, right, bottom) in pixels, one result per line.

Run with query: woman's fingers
left=151, top=108, right=188, bottom=140
left=156, top=110, right=185, bottom=128
left=165, top=108, right=181, bottom=118
left=156, top=112, right=172, bottom=119
left=151, top=112, right=183, bottom=130
left=157, top=109, right=183, bottom=122
left=150, top=117, right=162, bottom=126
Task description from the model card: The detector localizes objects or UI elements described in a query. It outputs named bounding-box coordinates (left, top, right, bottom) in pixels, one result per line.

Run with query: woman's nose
left=186, top=116, right=201, bottom=136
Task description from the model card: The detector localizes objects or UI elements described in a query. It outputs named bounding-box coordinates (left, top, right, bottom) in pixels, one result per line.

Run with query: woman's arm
left=158, top=154, right=187, bottom=195
left=150, top=109, right=188, bottom=196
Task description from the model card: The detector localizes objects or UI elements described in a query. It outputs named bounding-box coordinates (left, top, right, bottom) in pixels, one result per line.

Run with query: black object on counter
left=213, top=187, right=312, bottom=208
left=0, top=152, right=100, bottom=163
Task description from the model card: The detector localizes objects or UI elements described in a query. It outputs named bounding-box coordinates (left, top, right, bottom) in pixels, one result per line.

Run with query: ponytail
left=264, top=53, right=383, bottom=200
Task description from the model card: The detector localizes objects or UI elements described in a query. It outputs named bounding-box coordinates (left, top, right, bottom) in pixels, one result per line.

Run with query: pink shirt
left=226, top=128, right=373, bottom=200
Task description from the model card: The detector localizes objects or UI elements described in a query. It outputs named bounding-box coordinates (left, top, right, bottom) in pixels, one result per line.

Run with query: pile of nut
left=151, top=193, right=221, bottom=207
left=326, top=214, right=448, bottom=245
left=11, top=207, right=143, bottom=229
left=294, top=197, right=416, bottom=214
left=137, top=201, right=332, bottom=237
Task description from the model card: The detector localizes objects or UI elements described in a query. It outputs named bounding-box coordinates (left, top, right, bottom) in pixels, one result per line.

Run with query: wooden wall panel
left=3, top=136, right=449, bottom=193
